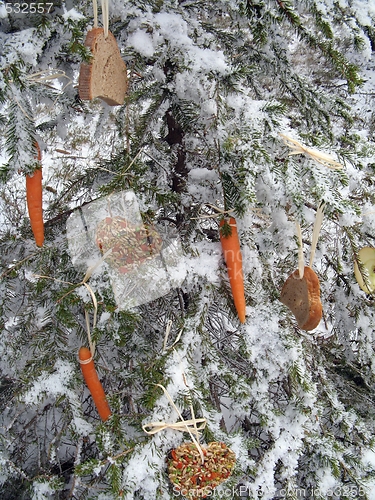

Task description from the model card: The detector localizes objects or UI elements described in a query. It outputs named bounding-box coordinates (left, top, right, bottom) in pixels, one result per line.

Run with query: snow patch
left=127, top=30, right=155, bottom=58
left=62, top=7, right=85, bottom=21
left=23, top=359, right=75, bottom=405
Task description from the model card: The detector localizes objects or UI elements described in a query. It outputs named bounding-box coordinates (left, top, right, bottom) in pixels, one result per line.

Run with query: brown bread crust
left=78, top=28, right=127, bottom=106
left=280, top=266, right=322, bottom=331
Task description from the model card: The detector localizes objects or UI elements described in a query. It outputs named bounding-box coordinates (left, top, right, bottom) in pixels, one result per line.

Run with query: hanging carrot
left=219, top=217, right=246, bottom=323
left=26, top=142, right=44, bottom=247
left=78, top=346, right=112, bottom=421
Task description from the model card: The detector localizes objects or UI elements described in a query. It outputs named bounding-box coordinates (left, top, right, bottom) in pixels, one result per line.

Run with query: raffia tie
left=77, top=248, right=113, bottom=362
left=142, top=383, right=207, bottom=464
left=142, top=417, right=207, bottom=436
left=295, top=202, right=325, bottom=278
left=192, top=203, right=235, bottom=220
left=162, top=320, right=184, bottom=352
left=280, top=133, right=343, bottom=170
left=93, top=0, right=109, bottom=38
left=35, top=249, right=112, bottom=363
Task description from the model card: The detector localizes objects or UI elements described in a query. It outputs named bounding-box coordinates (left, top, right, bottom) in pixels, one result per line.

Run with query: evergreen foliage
left=0, top=0, right=375, bottom=499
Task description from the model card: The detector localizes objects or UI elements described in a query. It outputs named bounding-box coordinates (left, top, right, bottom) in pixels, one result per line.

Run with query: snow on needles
left=22, top=359, right=93, bottom=436
left=128, top=11, right=228, bottom=75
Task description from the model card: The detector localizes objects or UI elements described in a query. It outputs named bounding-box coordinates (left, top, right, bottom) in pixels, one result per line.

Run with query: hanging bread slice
left=78, top=28, right=127, bottom=106
left=280, top=266, right=322, bottom=331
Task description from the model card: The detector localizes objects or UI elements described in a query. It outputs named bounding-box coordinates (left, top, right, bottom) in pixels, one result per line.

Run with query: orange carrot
left=79, top=347, right=112, bottom=421
left=219, top=217, right=246, bottom=323
left=26, top=143, right=44, bottom=247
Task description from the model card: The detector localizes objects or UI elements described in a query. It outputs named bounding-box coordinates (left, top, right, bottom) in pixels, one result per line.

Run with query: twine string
left=93, top=0, right=98, bottom=27
left=36, top=248, right=113, bottom=362
left=79, top=356, right=93, bottom=365
left=81, top=248, right=112, bottom=285
left=362, top=210, right=375, bottom=218
left=101, top=0, right=109, bottom=38
left=142, top=417, right=206, bottom=436
left=192, top=203, right=235, bottom=220
left=181, top=372, right=201, bottom=460
left=163, top=320, right=183, bottom=352
left=9, top=69, right=72, bottom=112
left=162, top=320, right=173, bottom=352
left=293, top=203, right=325, bottom=274
left=12, top=93, right=33, bottom=121
left=280, top=133, right=343, bottom=170
left=26, top=69, right=72, bottom=87
left=296, top=202, right=325, bottom=279
left=142, top=383, right=206, bottom=465
left=78, top=249, right=114, bottom=359
left=296, top=222, right=304, bottom=279
left=83, top=293, right=97, bottom=359
left=309, top=203, right=325, bottom=268
left=92, top=0, right=109, bottom=37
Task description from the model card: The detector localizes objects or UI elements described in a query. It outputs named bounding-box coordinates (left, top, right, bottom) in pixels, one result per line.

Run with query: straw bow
left=142, top=383, right=207, bottom=464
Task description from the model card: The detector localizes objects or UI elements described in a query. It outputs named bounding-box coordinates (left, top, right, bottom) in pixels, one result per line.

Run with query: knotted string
left=35, top=248, right=112, bottom=362
left=144, top=322, right=206, bottom=464
left=280, top=133, right=343, bottom=170
left=142, top=383, right=206, bottom=464
left=192, top=203, right=235, bottom=220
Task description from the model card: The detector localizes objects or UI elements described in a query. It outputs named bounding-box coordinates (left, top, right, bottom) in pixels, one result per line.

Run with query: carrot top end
left=79, top=346, right=92, bottom=361
left=219, top=219, right=233, bottom=238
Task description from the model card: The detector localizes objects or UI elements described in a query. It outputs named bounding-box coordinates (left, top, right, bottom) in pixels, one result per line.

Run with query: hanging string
left=82, top=282, right=98, bottom=359
left=144, top=325, right=206, bottom=464
left=142, top=383, right=206, bottom=464
left=191, top=203, right=235, bottom=220
left=35, top=248, right=112, bottom=364
left=101, top=0, right=109, bottom=39
left=35, top=248, right=112, bottom=304
left=162, top=320, right=183, bottom=352
left=78, top=309, right=97, bottom=365
left=10, top=85, right=34, bottom=121
left=92, top=0, right=109, bottom=38
left=294, top=203, right=325, bottom=275
left=296, top=222, right=304, bottom=279
left=309, top=203, right=325, bottom=268
left=93, top=0, right=98, bottom=28
left=181, top=371, right=202, bottom=461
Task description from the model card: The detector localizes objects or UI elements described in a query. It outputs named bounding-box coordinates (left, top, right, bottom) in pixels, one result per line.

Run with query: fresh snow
left=0, top=0, right=375, bottom=498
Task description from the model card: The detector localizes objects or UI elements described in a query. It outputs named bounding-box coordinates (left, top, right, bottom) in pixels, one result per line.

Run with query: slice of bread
left=78, top=28, right=127, bottom=106
left=280, top=266, right=322, bottom=331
